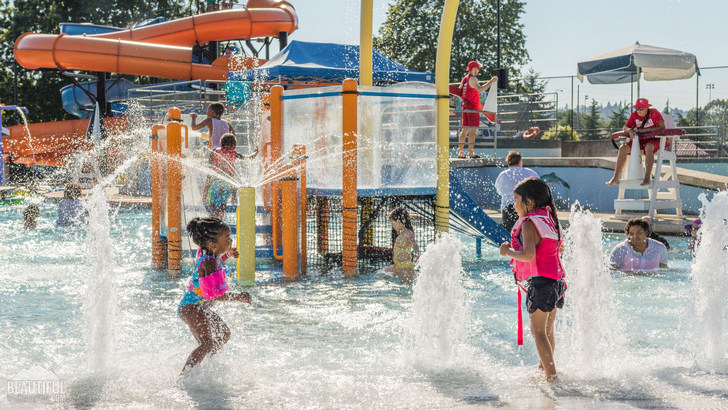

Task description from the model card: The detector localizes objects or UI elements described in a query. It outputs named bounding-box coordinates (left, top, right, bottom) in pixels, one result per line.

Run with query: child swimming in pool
left=386, top=207, right=419, bottom=284
left=178, top=216, right=252, bottom=375
left=499, top=177, right=566, bottom=382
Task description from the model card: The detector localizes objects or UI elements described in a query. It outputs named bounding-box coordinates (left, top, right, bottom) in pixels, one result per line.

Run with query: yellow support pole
left=166, top=118, right=183, bottom=274
left=434, top=0, right=460, bottom=234
left=342, top=78, right=359, bottom=278
left=281, top=177, right=299, bottom=278
left=360, top=0, right=374, bottom=87
left=237, top=187, right=256, bottom=285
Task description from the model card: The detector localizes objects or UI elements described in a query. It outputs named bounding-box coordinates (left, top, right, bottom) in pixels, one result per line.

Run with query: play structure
left=3, top=0, right=298, bottom=169
left=149, top=77, right=509, bottom=280
left=611, top=128, right=685, bottom=218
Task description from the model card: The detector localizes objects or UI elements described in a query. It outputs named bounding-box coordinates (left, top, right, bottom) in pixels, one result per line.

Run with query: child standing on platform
left=178, top=216, right=251, bottom=375
left=191, top=102, right=235, bottom=151
left=499, top=177, right=566, bottom=382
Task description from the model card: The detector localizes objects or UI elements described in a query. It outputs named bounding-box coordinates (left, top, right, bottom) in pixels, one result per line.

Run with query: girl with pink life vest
left=499, top=177, right=566, bottom=383
left=178, top=216, right=252, bottom=376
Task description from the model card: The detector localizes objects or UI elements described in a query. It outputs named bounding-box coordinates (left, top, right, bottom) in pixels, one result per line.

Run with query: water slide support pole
left=342, top=78, right=359, bottom=278
left=434, top=0, right=460, bottom=234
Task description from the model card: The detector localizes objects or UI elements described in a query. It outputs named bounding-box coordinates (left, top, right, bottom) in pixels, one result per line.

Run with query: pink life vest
left=509, top=207, right=566, bottom=345
left=460, top=74, right=482, bottom=110
left=510, top=207, right=565, bottom=282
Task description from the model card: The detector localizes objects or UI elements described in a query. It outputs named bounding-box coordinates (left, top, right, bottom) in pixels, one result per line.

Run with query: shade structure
left=577, top=42, right=699, bottom=85
left=229, top=40, right=433, bottom=84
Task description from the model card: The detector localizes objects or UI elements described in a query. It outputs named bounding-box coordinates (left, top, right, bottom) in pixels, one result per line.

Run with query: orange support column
left=270, top=85, right=284, bottom=256
left=341, top=78, right=358, bottom=278
left=151, top=125, right=166, bottom=269
left=294, top=144, right=307, bottom=274
left=281, top=176, right=299, bottom=278
left=316, top=197, right=329, bottom=254
left=166, top=119, right=183, bottom=274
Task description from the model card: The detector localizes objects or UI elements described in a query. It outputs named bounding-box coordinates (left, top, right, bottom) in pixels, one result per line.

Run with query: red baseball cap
left=633, top=98, right=651, bottom=109
left=467, top=61, right=482, bottom=71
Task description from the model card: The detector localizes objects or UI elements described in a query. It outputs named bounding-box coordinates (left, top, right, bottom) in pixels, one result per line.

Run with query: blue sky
left=290, top=0, right=727, bottom=112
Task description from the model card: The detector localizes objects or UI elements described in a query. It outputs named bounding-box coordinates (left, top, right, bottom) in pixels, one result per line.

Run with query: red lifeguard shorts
left=462, top=112, right=480, bottom=128
left=626, top=136, right=670, bottom=155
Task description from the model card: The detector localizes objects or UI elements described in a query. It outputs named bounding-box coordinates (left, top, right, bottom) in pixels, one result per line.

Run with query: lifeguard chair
left=612, top=124, right=684, bottom=219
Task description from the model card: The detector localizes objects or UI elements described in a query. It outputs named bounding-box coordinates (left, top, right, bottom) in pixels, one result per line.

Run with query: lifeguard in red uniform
left=606, top=98, right=666, bottom=186
left=457, top=60, right=497, bottom=159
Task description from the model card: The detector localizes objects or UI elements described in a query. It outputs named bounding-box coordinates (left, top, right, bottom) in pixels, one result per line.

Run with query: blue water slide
left=60, top=78, right=141, bottom=118
left=449, top=170, right=510, bottom=246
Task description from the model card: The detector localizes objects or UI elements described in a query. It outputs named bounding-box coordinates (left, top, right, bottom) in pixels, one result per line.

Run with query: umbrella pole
left=636, top=67, right=641, bottom=99
left=630, top=73, right=634, bottom=107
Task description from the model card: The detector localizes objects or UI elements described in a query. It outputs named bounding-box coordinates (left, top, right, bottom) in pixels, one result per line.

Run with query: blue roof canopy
left=229, top=40, right=433, bottom=84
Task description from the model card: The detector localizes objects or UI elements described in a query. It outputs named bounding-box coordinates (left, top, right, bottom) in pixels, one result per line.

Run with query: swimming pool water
left=1, top=199, right=727, bottom=408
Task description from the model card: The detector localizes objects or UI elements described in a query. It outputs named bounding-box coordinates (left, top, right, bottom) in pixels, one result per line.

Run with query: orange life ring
left=523, top=127, right=540, bottom=139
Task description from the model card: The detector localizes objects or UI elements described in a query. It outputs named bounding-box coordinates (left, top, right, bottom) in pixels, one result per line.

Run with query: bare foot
left=640, top=178, right=651, bottom=186
left=547, top=374, right=559, bottom=383
left=606, top=178, right=620, bottom=186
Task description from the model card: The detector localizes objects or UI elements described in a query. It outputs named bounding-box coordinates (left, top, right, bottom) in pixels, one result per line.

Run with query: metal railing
left=571, top=125, right=726, bottom=158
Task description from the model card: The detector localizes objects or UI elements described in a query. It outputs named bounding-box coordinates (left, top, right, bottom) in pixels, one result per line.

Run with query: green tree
left=703, top=98, right=728, bottom=127
left=607, top=101, right=630, bottom=130
left=0, top=0, right=191, bottom=125
left=581, top=98, right=603, bottom=140
left=374, top=0, right=529, bottom=86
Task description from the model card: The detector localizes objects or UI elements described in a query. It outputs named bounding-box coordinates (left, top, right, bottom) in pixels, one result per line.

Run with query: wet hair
left=209, top=102, right=225, bottom=117
left=64, top=182, right=82, bottom=199
left=220, top=133, right=237, bottom=148
left=389, top=207, right=413, bottom=232
left=513, top=177, right=561, bottom=240
left=506, top=150, right=522, bottom=166
left=23, top=204, right=39, bottom=220
left=186, top=216, right=229, bottom=251
left=625, top=217, right=650, bottom=235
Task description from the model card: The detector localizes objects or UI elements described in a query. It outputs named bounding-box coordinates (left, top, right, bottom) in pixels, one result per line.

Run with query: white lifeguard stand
left=613, top=123, right=683, bottom=219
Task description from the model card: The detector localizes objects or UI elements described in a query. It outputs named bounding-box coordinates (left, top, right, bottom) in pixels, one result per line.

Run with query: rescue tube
left=523, top=127, right=540, bottom=139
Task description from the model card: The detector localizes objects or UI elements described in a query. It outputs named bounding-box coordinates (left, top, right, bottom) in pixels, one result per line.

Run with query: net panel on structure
left=306, top=194, right=436, bottom=271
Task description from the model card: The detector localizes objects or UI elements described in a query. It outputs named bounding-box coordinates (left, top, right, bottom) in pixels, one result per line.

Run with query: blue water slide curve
left=449, top=170, right=510, bottom=246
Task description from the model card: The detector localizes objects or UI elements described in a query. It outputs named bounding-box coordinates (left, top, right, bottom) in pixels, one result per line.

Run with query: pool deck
left=42, top=186, right=153, bottom=207
left=453, top=156, right=728, bottom=190
left=483, top=208, right=689, bottom=235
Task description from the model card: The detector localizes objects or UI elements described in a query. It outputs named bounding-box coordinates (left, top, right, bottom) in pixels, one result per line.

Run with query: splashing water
left=558, top=203, right=626, bottom=378
left=83, top=186, right=116, bottom=371
left=690, top=191, right=728, bottom=369
left=409, top=234, right=468, bottom=366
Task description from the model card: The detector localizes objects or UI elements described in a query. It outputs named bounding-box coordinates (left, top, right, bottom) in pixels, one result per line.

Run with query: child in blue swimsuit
left=178, top=216, right=251, bottom=375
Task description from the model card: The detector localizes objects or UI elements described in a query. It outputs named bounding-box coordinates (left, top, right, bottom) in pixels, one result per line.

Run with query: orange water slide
left=3, top=117, right=128, bottom=166
left=13, top=0, right=298, bottom=81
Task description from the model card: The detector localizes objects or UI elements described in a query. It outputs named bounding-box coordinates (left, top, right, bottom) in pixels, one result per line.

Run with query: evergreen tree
left=374, top=0, right=529, bottom=85
left=607, top=101, right=630, bottom=130
left=581, top=98, right=602, bottom=140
